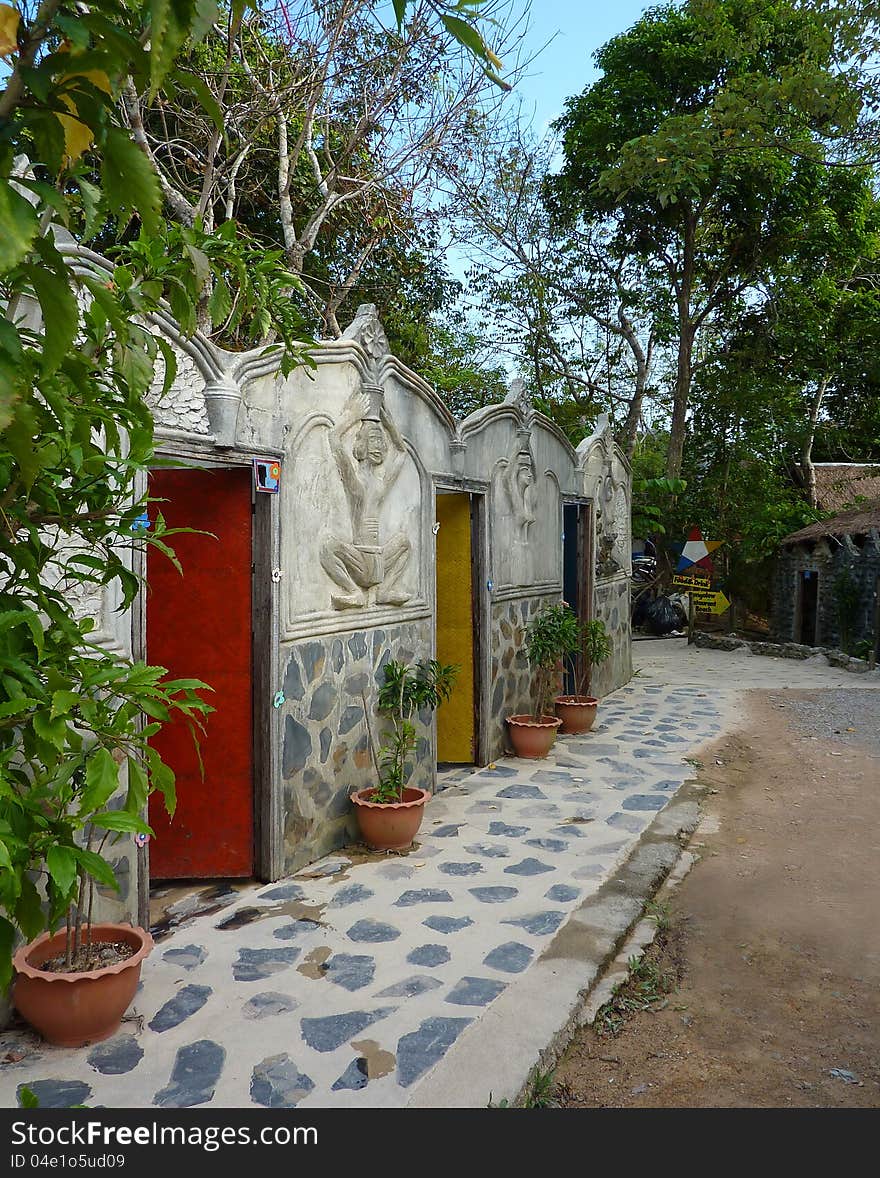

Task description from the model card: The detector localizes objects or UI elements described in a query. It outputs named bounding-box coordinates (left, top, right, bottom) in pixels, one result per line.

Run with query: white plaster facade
left=50, top=244, right=632, bottom=897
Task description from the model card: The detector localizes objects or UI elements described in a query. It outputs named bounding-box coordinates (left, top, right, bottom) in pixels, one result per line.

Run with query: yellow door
left=435, top=493, right=475, bottom=763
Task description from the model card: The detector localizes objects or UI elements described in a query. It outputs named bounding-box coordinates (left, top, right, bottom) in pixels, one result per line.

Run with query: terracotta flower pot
left=351, top=786, right=430, bottom=851
left=13, top=923, right=153, bottom=1048
left=555, top=695, right=599, bottom=735
left=506, top=714, right=562, bottom=758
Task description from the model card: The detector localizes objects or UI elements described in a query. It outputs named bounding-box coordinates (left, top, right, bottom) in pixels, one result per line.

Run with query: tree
left=0, top=0, right=320, bottom=986
left=0, top=0, right=211, bottom=986
left=761, top=170, right=880, bottom=506
left=412, top=309, right=509, bottom=419
left=673, top=355, right=822, bottom=615
left=123, top=0, right=527, bottom=336
left=693, top=166, right=880, bottom=511
left=549, top=0, right=869, bottom=479
left=453, top=126, right=660, bottom=448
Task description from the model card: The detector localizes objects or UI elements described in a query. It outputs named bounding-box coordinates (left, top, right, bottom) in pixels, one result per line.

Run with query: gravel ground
left=768, top=689, right=880, bottom=757
left=555, top=692, right=880, bottom=1108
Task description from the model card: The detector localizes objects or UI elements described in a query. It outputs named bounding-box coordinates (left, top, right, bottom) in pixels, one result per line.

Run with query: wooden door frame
left=433, top=480, right=489, bottom=768
left=469, top=491, right=489, bottom=766
left=563, top=497, right=595, bottom=688
left=133, top=441, right=283, bottom=913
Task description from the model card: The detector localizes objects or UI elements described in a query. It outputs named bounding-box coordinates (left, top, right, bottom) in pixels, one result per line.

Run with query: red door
left=147, top=467, right=254, bottom=878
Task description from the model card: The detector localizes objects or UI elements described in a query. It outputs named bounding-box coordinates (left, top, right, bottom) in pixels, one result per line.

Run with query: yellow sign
left=672, top=572, right=711, bottom=589
left=691, top=590, right=731, bottom=615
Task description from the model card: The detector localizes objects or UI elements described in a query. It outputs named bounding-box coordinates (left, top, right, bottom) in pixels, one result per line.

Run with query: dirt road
left=555, top=690, right=880, bottom=1108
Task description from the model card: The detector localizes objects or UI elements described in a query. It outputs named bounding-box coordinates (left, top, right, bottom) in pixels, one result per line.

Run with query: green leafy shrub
left=523, top=603, right=581, bottom=719
left=367, top=660, right=459, bottom=804
left=574, top=618, right=613, bottom=697
left=0, top=0, right=308, bottom=988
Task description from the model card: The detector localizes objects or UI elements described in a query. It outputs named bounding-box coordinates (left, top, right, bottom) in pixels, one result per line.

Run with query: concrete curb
left=406, top=779, right=706, bottom=1109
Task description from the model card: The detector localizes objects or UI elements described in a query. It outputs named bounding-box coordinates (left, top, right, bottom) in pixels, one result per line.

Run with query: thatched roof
left=812, top=463, right=880, bottom=513
left=782, top=497, right=880, bottom=546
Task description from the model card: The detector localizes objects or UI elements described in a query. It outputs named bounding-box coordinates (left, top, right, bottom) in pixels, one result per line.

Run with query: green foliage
left=134, top=1, right=507, bottom=356
left=575, top=618, right=612, bottom=698
left=703, top=166, right=880, bottom=496
left=523, top=603, right=580, bottom=719
left=457, top=132, right=626, bottom=434
left=487, top=1064, right=558, bottom=1109
left=519, top=1065, right=558, bottom=1108
left=410, top=313, right=508, bottom=420
left=595, top=950, right=676, bottom=1037
left=632, top=406, right=829, bottom=615
left=0, top=0, right=310, bottom=987
left=645, top=899, right=672, bottom=933
left=735, top=497, right=822, bottom=565
left=120, top=221, right=313, bottom=364
left=553, top=0, right=863, bottom=219
left=632, top=476, right=687, bottom=540
left=400, top=0, right=510, bottom=90
left=548, top=0, right=874, bottom=480
left=369, top=659, right=459, bottom=804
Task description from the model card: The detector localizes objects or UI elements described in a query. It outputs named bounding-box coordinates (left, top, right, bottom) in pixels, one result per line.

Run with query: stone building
left=59, top=250, right=633, bottom=912
left=771, top=499, right=880, bottom=655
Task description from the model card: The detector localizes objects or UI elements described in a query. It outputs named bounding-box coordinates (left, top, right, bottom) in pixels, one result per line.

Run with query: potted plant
left=4, top=664, right=210, bottom=1048
left=507, top=602, right=580, bottom=758
left=555, top=618, right=613, bottom=735
left=353, top=659, right=459, bottom=851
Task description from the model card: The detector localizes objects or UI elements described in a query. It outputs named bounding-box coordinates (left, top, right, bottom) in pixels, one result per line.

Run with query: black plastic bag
left=632, top=591, right=653, bottom=629
left=641, top=595, right=686, bottom=635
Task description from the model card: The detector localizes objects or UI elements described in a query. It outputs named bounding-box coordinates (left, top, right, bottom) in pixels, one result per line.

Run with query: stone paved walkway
left=1, top=664, right=735, bottom=1110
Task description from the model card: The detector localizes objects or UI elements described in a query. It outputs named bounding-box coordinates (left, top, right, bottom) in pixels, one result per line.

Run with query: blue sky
left=508, top=1, right=653, bottom=131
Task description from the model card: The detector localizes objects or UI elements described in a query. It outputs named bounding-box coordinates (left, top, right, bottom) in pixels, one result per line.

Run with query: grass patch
left=594, top=925, right=681, bottom=1039
left=488, top=1064, right=559, bottom=1108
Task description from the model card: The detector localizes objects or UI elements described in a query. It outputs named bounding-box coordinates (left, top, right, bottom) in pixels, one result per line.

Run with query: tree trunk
left=666, top=210, right=696, bottom=482
left=801, top=375, right=830, bottom=510
left=623, top=378, right=645, bottom=461
left=666, top=325, right=694, bottom=480
left=621, top=317, right=650, bottom=460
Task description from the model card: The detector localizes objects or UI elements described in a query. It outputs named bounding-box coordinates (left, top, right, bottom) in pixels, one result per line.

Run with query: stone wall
left=772, top=531, right=880, bottom=651
left=486, top=579, right=631, bottom=760
left=279, top=619, right=432, bottom=872
left=695, top=631, right=879, bottom=675
left=592, top=573, right=633, bottom=698
left=488, top=593, right=559, bottom=760
left=771, top=542, right=830, bottom=644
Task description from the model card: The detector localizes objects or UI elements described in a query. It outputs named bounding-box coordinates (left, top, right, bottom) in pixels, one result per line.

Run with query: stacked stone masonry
left=281, top=622, right=433, bottom=871
left=771, top=529, right=880, bottom=653
left=489, top=595, right=556, bottom=759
